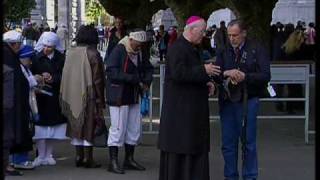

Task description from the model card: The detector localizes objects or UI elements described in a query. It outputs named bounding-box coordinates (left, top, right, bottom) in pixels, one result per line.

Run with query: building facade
left=30, top=0, right=86, bottom=43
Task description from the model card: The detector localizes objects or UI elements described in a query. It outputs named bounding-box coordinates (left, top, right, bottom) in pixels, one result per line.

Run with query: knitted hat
left=19, top=45, right=35, bottom=59
left=129, top=31, right=147, bottom=42
left=3, top=30, right=23, bottom=43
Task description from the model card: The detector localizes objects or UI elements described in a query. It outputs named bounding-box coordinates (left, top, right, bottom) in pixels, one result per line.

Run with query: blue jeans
left=10, top=152, right=30, bottom=164
left=219, top=98, right=259, bottom=180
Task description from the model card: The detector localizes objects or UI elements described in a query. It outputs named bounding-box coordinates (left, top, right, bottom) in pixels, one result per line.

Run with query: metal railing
left=105, top=61, right=315, bottom=144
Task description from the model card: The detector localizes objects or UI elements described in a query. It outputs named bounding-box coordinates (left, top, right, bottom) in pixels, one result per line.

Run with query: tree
left=165, top=0, right=278, bottom=43
left=98, top=0, right=167, bottom=29
left=3, top=0, right=36, bottom=28
left=98, top=0, right=278, bottom=43
left=86, top=0, right=105, bottom=24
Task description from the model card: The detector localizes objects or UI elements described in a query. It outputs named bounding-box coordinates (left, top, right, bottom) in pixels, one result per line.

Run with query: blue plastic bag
left=140, top=91, right=150, bottom=116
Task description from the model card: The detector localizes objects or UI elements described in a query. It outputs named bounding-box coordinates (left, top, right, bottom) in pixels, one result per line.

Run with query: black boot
left=123, top=144, right=146, bottom=171
left=83, top=146, right=101, bottom=168
left=75, top=146, right=84, bottom=167
left=108, top=146, right=124, bottom=174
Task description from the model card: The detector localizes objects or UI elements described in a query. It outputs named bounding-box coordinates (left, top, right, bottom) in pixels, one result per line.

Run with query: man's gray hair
left=227, top=19, right=247, bottom=31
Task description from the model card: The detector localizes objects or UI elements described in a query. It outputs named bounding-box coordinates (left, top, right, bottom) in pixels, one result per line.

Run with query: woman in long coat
left=60, top=25, right=105, bottom=168
left=31, top=32, right=68, bottom=167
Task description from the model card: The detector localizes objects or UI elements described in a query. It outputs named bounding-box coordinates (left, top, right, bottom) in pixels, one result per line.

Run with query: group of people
left=3, top=15, right=271, bottom=180
left=2, top=21, right=153, bottom=179
left=158, top=16, right=270, bottom=180
left=3, top=30, right=69, bottom=177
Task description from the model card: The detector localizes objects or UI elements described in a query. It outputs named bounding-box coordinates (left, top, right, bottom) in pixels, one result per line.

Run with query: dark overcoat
left=3, top=64, right=14, bottom=146
left=31, top=50, right=67, bottom=126
left=3, top=43, right=33, bottom=153
left=105, top=44, right=154, bottom=106
left=158, top=36, right=211, bottom=154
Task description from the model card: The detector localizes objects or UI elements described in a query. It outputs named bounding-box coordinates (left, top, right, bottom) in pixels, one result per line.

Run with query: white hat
left=3, top=30, right=23, bottom=43
left=42, top=32, right=59, bottom=46
left=34, top=31, right=64, bottom=53
left=129, top=31, right=147, bottom=42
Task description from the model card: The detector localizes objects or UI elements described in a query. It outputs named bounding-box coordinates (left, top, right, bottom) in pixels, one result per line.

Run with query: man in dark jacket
left=104, top=17, right=126, bottom=64
left=158, top=16, right=221, bottom=180
left=3, top=30, right=30, bottom=176
left=215, top=19, right=271, bottom=180
left=105, top=30, right=153, bottom=174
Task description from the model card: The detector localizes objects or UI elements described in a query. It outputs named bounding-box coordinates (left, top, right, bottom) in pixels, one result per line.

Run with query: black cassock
left=158, top=36, right=211, bottom=180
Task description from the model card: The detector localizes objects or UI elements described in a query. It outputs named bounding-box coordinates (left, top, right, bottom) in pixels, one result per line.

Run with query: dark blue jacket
left=215, top=39, right=271, bottom=101
left=105, top=44, right=153, bottom=106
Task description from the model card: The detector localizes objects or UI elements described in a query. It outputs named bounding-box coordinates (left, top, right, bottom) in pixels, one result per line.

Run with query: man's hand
left=207, top=81, right=215, bottom=96
left=204, top=63, right=221, bottom=76
left=34, top=74, right=44, bottom=85
left=223, top=69, right=245, bottom=84
left=42, top=72, right=53, bottom=83
left=139, top=83, right=149, bottom=92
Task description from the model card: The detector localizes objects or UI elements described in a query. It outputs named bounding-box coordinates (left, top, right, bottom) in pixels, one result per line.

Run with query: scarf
left=118, top=36, right=140, bottom=66
left=59, top=46, right=94, bottom=132
left=118, top=36, right=137, bottom=54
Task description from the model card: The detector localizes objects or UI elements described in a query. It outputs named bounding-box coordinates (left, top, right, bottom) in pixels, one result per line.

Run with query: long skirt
left=159, top=150, right=209, bottom=180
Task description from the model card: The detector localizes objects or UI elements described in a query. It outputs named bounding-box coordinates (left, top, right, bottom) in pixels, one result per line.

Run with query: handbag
left=140, top=91, right=150, bottom=116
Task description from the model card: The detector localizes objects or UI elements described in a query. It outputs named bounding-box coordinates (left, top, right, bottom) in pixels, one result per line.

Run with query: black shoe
left=108, top=159, right=125, bottom=174
left=83, top=146, right=101, bottom=168
left=6, top=169, right=23, bottom=176
left=123, top=159, right=146, bottom=171
left=108, top=146, right=125, bottom=174
left=75, top=146, right=84, bottom=167
left=75, top=157, right=84, bottom=167
left=123, top=144, right=146, bottom=171
left=83, top=160, right=101, bottom=168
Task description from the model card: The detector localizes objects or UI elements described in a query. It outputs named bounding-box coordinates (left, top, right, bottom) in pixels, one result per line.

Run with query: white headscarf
left=3, top=30, right=23, bottom=43
left=34, top=31, right=64, bottom=53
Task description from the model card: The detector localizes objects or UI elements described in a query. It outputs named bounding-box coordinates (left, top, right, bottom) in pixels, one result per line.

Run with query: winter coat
left=31, top=50, right=67, bottom=126
left=3, top=64, right=14, bottom=146
left=215, top=39, right=271, bottom=101
left=3, top=43, right=33, bottom=153
left=105, top=44, right=153, bottom=106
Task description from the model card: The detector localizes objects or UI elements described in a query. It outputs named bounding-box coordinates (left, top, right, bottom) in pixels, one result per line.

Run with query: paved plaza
left=6, top=118, right=315, bottom=180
